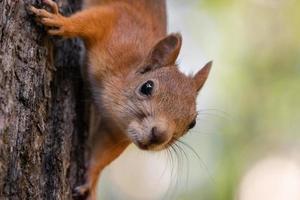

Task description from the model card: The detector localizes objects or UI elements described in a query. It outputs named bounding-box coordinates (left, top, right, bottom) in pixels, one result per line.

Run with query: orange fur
left=30, top=0, right=212, bottom=199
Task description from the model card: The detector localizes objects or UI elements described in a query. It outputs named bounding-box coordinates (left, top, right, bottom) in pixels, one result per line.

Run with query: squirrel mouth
left=136, top=141, right=149, bottom=150
left=135, top=139, right=172, bottom=151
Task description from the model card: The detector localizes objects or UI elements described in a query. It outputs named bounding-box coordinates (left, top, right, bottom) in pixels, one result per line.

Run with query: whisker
left=171, top=144, right=181, bottom=198
left=174, top=142, right=190, bottom=192
left=158, top=150, right=170, bottom=180
left=176, top=139, right=216, bottom=185
left=162, top=146, right=174, bottom=200
left=198, top=108, right=230, bottom=116
left=197, top=111, right=231, bottom=121
left=190, top=128, right=218, bottom=136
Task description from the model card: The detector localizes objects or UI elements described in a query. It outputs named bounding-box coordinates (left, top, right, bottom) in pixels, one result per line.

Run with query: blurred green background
left=99, top=0, right=300, bottom=199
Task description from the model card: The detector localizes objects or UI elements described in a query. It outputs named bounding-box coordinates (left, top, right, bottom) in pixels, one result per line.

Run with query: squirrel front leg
left=74, top=133, right=129, bottom=199
left=30, top=0, right=116, bottom=44
left=74, top=142, right=128, bottom=199
left=72, top=107, right=130, bottom=200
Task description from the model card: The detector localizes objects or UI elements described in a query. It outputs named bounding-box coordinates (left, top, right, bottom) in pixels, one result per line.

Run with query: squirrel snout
left=127, top=117, right=174, bottom=150
left=149, top=127, right=167, bottom=145
left=145, top=125, right=173, bottom=150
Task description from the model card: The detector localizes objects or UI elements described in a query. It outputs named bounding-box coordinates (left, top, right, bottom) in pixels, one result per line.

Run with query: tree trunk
left=0, top=0, right=88, bottom=199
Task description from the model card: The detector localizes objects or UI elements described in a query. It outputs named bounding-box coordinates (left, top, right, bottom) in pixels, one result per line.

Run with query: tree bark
left=0, top=0, right=87, bottom=199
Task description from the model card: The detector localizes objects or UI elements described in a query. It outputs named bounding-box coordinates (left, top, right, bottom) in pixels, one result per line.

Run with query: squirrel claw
left=42, top=0, right=59, bottom=14
left=73, top=184, right=90, bottom=199
left=29, top=6, right=53, bottom=18
left=29, top=1, right=66, bottom=36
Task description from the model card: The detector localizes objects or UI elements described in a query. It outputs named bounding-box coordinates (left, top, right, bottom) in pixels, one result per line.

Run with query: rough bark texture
left=0, top=0, right=87, bottom=199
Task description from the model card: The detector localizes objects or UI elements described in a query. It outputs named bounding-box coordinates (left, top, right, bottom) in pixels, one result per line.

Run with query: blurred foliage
left=182, top=0, right=300, bottom=199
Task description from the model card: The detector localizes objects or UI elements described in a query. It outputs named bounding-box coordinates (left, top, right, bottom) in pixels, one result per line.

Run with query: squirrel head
left=102, top=33, right=212, bottom=151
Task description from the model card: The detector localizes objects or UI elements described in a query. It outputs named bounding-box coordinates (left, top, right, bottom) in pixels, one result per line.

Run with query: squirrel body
left=30, top=0, right=212, bottom=199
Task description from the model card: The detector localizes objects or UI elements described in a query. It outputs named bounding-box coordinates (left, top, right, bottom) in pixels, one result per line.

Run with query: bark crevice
left=0, top=0, right=87, bottom=199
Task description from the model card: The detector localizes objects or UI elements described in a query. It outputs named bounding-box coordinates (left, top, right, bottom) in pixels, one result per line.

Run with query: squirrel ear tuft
left=193, top=61, right=212, bottom=92
left=139, top=33, right=182, bottom=73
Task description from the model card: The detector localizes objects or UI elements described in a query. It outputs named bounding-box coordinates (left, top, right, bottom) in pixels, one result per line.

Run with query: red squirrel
left=30, top=0, right=212, bottom=199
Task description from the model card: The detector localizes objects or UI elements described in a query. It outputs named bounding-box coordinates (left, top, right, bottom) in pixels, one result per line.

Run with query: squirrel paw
left=73, top=184, right=90, bottom=200
left=29, top=0, right=68, bottom=36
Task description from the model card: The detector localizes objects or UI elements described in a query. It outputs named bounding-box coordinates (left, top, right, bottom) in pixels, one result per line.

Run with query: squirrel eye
left=188, top=120, right=196, bottom=130
left=140, top=80, right=154, bottom=96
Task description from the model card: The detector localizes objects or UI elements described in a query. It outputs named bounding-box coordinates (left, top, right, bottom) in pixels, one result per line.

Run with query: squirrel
left=30, top=0, right=212, bottom=199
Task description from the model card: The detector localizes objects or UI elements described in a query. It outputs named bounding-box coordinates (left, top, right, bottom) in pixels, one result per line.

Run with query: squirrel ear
left=139, top=33, right=182, bottom=73
left=193, top=61, right=212, bottom=92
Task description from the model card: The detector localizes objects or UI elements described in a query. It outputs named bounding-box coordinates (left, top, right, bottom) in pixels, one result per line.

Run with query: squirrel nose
left=150, top=127, right=166, bottom=145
